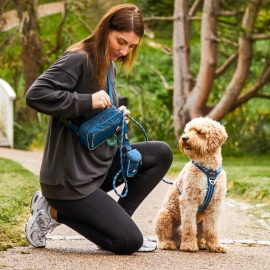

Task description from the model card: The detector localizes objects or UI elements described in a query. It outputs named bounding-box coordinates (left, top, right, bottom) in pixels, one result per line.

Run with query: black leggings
left=46, top=141, right=173, bottom=255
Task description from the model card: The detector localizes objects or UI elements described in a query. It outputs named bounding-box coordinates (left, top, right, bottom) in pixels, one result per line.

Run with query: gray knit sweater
left=26, top=51, right=119, bottom=200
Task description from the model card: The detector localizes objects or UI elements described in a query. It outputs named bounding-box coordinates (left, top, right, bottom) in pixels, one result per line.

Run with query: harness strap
left=192, top=161, right=222, bottom=212
left=107, top=71, right=114, bottom=103
left=60, top=118, right=79, bottom=136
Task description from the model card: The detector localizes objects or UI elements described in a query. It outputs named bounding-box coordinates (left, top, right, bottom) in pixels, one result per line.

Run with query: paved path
left=0, top=147, right=270, bottom=269
left=1, top=2, right=64, bottom=31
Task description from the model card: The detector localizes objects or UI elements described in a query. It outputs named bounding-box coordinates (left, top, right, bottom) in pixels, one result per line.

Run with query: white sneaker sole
left=138, top=239, right=157, bottom=252
left=25, top=214, right=46, bottom=248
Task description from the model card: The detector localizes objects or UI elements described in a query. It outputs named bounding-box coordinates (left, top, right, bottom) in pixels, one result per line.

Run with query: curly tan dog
left=155, top=117, right=228, bottom=253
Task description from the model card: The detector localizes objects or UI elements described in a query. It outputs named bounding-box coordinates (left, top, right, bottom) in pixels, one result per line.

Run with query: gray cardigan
left=26, top=51, right=119, bottom=200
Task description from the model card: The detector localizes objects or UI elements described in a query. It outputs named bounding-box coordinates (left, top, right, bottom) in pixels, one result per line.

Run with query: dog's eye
left=197, top=130, right=202, bottom=135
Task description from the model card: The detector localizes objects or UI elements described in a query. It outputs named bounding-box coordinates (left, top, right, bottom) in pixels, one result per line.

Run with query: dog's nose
left=182, top=137, right=189, bottom=142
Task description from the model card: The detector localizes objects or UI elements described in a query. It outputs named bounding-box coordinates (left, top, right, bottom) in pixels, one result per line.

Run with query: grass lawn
left=0, top=158, right=39, bottom=251
left=0, top=155, right=269, bottom=251
left=169, top=154, right=270, bottom=205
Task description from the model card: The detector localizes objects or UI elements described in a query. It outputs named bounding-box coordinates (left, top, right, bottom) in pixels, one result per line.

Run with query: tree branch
left=137, top=60, right=173, bottom=90
left=217, top=18, right=238, bottom=26
left=143, top=16, right=177, bottom=22
left=254, top=94, right=270, bottom=99
left=212, top=36, right=238, bottom=47
left=209, top=0, right=262, bottom=121
left=186, top=0, right=219, bottom=118
left=188, top=16, right=202, bottom=21
left=72, top=6, right=93, bottom=33
left=144, top=15, right=202, bottom=22
left=48, top=1, right=70, bottom=55
left=232, top=61, right=270, bottom=108
left=217, top=10, right=245, bottom=16
left=188, top=0, right=203, bottom=16
left=251, top=32, right=270, bottom=40
left=146, top=40, right=172, bottom=55
left=215, top=52, right=238, bottom=77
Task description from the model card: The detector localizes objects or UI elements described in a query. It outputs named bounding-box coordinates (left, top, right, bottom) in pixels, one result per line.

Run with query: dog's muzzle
left=181, top=137, right=191, bottom=150
left=182, top=136, right=188, bottom=142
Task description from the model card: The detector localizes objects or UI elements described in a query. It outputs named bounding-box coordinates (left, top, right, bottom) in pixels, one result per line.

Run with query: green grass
left=169, top=154, right=270, bottom=205
left=0, top=158, right=40, bottom=251
left=223, top=156, right=270, bottom=204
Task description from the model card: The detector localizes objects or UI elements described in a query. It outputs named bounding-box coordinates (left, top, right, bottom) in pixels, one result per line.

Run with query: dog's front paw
left=158, top=241, right=178, bottom=250
left=180, top=242, right=199, bottom=252
left=207, top=243, right=227, bottom=253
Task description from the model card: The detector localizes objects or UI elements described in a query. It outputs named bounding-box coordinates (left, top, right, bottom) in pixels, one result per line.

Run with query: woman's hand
left=119, top=106, right=130, bottom=124
left=92, top=90, right=112, bottom=109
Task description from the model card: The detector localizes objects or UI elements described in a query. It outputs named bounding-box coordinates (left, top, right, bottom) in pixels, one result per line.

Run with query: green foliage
left=222, top=103, right=270, bottom=155
left=0, top=158, right=40, bottom=250
left=115, top=37, right=176, bottom=150
left=138, top=0, right=173, bottom=17
left=14, top=113, right=49, bottom=150
left=1, top=0, right=270, bottom=155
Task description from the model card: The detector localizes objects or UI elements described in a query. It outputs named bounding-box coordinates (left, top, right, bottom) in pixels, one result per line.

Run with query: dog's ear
left=216, top=124, right=228, bottom=146
left=207, top=122, right=228, bottom=151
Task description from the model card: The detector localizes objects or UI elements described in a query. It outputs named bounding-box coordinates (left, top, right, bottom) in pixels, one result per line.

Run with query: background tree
left=0, top=0, right=122, bottom=121
left=1, top=0, right=269, bottom=153
left=0, top=0, right=71, bottom=120
left=143, top=0, right=270, bottom=137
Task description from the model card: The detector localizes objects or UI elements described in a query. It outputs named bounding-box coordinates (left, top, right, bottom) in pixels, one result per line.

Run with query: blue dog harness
left=192, top=161, right=222, bottom=212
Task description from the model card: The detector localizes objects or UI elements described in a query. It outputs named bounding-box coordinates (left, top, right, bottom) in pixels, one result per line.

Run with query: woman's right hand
left=92, top=90, right=112, bottom=109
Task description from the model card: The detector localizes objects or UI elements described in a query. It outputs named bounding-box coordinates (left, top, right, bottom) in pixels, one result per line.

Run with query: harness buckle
left=209, top=177, right=216, bottom=185
left=208, top=171, right=216, bottom=185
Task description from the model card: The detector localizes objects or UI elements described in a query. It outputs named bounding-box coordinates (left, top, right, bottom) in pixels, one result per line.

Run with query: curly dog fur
left=154, top=117, right=228, bottom=253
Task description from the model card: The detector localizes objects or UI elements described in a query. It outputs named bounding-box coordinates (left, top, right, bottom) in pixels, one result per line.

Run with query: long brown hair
left=66, top=4, right=144, bottom=88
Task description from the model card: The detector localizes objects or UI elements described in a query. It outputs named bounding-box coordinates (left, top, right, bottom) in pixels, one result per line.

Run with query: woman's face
left=107, top=31, right=140, bottom=61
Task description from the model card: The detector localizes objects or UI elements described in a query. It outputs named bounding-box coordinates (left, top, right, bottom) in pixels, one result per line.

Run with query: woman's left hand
left=119, top=106, right=130, bottom=124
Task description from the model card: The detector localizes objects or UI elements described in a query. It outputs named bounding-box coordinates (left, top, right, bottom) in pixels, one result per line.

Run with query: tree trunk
left=209, top=0, right=263, bottom=120
left=185, top=0, right=219, bottom=118
left=173, top=0, right=193, bottom=137
left=15, top=0, right=46, bottom=120
left=173, top=0, right=265, bottom=136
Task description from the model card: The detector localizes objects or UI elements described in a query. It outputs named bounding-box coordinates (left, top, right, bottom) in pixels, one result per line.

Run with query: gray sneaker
left=138, top=237, right=157, bottom=252
left=25, top=191, right=60, bottom=248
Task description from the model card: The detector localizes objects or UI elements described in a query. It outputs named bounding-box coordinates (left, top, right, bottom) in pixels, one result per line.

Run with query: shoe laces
left=37, top=220, right=59, bottom=239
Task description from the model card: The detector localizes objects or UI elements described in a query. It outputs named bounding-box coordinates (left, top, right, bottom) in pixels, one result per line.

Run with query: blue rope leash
left=128, top=115, right=173, bottom=185
left=112, top=111, right=129, bottom=198
left=112, top=113, right=173, bottom=197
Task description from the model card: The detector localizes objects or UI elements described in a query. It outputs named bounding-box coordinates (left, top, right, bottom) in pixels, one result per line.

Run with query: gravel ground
left=0, top=148, right=270, bottom=269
